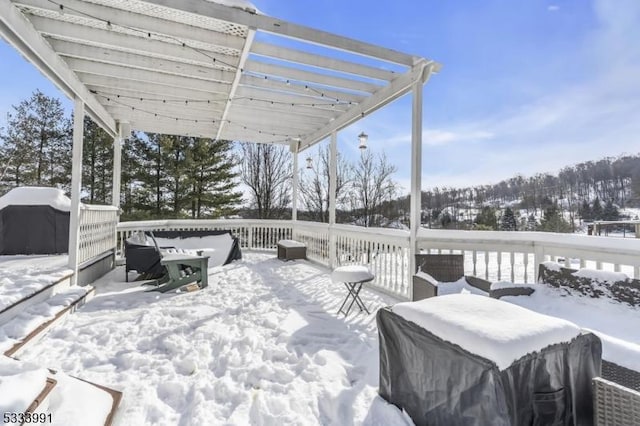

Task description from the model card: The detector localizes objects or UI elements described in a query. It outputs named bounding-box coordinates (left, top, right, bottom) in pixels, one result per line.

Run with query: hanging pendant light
left=358, top=132, right=368, bottom=150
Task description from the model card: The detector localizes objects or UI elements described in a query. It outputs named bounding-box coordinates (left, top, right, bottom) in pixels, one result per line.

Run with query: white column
left=409, top=77, right=423, bottom=295
left=291, top=143, right=299, bottom=222
left=329, top=132, right=337, bottom=268
left=112, top=125, right=122, bottom=208
left=68, top=97, right=85, bottom=284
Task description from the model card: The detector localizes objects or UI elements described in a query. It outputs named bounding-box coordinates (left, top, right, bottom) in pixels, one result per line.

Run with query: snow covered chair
left=412, top=254, right=465, bottom=300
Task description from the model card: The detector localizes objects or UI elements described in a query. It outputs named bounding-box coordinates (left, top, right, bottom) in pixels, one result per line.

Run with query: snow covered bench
left=379, top=294, right=601, bottom=425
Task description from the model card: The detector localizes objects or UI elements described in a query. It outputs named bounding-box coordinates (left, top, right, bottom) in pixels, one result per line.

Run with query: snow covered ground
left=2, top=251, right=640, bottom=425
left=15, top=253, right=411, bottom=425
left=0, top=255, right=71, bottom=312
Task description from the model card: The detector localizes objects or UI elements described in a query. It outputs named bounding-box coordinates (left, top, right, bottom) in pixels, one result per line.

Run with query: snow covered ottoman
left=378, top=294, right=601, bottom=426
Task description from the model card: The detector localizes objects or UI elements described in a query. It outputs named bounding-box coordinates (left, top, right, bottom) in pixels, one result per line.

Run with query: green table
left=149, top=253, right=209, bottom=293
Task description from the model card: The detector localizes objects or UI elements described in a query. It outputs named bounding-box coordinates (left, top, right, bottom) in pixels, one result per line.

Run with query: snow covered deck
left=2, top=252, right=640, bottom=424
left=12, top=253, right=409, bottom=425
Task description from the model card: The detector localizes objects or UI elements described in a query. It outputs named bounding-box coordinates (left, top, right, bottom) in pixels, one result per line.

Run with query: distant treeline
left=393, top=154, right=640, bottom=231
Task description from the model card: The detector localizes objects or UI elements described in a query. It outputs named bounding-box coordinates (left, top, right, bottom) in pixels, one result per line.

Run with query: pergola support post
left=329, top=132, right=337, bottom=268
left=68, top=97, right=84, bottom=284
left=409, top=76, right=424, bottom=300
left=291, top=141, right=299, bottom=225
left=112, top=122, right=127, bottom=209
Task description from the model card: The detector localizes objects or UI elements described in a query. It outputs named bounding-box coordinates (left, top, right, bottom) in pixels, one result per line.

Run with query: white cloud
left=424, top=129, right=494, bottom=146
left=547, top=5, right=560, bottom=12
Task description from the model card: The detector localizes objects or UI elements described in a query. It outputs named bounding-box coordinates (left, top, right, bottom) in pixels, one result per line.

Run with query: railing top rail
left=81, top=204, right=118, bottom=211
left=333, top=223, right=410, bottom=239
left=117, top=218, right=293, bottom=231
left=419, top=228, right=640, bottom=251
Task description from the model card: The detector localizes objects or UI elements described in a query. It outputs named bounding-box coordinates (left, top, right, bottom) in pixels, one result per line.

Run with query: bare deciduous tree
left=240, top=142, right=291, bottom=219
left=299, top=145, right=352, bottom=222
left=350, top=150, right=397, bottom=227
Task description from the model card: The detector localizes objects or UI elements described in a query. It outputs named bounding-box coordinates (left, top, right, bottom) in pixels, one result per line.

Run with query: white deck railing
left=116, top=219, right=640, bottom=300
left=418, top=229, right=640, bottom=282
left=78, top=205, right=119, bottom=265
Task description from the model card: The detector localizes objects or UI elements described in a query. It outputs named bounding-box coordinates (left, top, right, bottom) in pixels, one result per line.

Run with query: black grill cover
left=0, top=205, right=69, bottom=255
left=377, top=307, right=602, bottom=426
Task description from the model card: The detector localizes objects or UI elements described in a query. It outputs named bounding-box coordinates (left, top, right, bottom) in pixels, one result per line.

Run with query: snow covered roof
left=0, top=187, right=71, bottom=211
left=392, top=294, right=582, bottom=370
left=1, top=0, right=439, bottom=150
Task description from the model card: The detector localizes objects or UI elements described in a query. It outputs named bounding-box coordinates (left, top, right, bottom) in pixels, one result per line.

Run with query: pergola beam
left=216, top=28, right=255, bottom=141
left=103, top=105, right=221, bottom=122
left=233, top=85, right=351, bottom=111
left=83, top=77, right=227, bottom=101
left=300, top=60, right=433, bottom=150
left=15, top=0, right=246, bottom=51
left=251, top=41, right=397, bottom=82
left=241, top=73, right=365, bottom=104
left=54, top=41, right=236, bottom=83
left=140, top=0, right=419, bottom=66
left=244, top=60, right=381, bottom=95
left=128, top=120, right=219, bottom=136
left=229, top=100, right=339, bottom=120
left=67, top=60, right=231, bottom=94
left=0, top=0, right=116, bottom=135
left=32, top=16, right=240, bottom=67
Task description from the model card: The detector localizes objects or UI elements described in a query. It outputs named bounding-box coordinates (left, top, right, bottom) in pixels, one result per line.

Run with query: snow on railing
left=78, top=204, right=119, bottom=265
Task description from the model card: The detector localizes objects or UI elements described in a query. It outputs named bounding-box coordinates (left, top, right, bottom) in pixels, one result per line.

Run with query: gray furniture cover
left=0, top=187, right=71, bottom=255
left=377, top=307, right=602, bottom=426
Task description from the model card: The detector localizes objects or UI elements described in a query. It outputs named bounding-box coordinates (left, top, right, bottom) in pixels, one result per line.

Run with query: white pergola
left=0, top=0, right=440, bottom=282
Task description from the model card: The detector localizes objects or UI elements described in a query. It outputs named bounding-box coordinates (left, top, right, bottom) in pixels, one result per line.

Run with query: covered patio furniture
left=379, top=294, right=602, bottom=426
left=124, top=232, right=172, bottom=281
left=0, top=187, right=70, bottom=255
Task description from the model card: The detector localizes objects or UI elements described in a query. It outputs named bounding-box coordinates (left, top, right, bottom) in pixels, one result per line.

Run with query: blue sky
left=1, top=0, right=639, bottom=193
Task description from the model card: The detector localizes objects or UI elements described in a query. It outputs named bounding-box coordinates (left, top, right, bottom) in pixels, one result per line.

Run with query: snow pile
left=0, top=356, right=114, bottom=426
left=573, top=268, right=628, bottom=283
left=205, top=0, right=258, bottom=13
left=0, top=255, right=71, bottom=313
left=393, top=294, right=581, bottom=370
left=0, top=287, right=89, bottom=353
left=0, top=187, right=71, bottom=211
left=504, top=283, right=640, bottom=372
left=0, top=356, right=48, bottom=413
left=45, top=371, right=113, bottom=426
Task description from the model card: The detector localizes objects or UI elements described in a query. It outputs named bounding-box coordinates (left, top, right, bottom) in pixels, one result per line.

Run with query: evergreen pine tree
left=603, top=200, right=620, bottom=221
left=591, top=198, right=603, bottom=220
left=539, top=203, right=572, bottom=232
left=82, top=117, right=113, bottom=204
left=186, top=138, right=242, bottom=218
left=579, top=200, right=592, bottom=221
left=0, top=90, right=69, bottom=189
left=500, top=207, right=518, bottom=231
left=474, top=206, right=498, bottom=230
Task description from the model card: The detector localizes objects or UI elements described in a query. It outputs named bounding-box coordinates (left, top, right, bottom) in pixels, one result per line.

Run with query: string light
left=96, top=93, right=304, bottom=139
left=89, top=89, right=351, bottom=110
left=45, top=0, right=238, bottom=70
